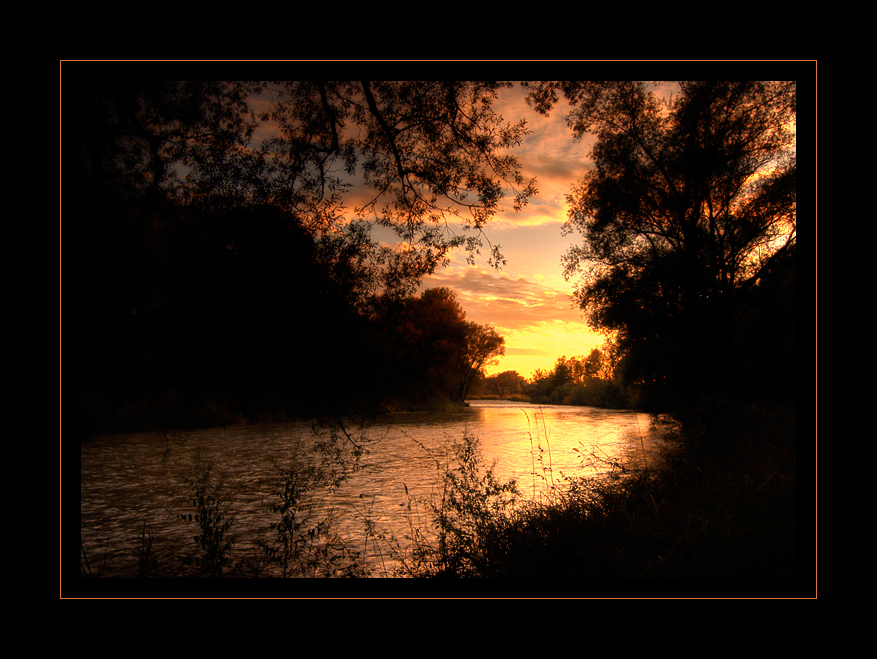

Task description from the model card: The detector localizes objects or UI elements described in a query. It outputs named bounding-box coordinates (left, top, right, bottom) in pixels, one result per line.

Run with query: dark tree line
left=73, top=77, right=524, bottom=433
left=524, top=80, right=798, bottom=414
left=523, top=349, right=624, bottom=408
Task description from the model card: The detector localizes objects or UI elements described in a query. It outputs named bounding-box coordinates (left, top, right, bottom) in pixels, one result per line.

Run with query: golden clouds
left=421, top=264, right=604, bottom=378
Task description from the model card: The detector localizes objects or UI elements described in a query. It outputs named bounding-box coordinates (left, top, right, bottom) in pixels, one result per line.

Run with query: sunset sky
left=253, top=81, right=674, bottom=379
left=414, top=83, right=607, bottom=378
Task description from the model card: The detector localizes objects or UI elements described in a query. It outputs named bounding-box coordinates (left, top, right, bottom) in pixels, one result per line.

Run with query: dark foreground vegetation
left=428, top=402, right=797, bottom=582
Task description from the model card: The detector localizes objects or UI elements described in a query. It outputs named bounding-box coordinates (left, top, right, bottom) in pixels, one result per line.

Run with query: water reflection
left=79, top=401, right=674, bottom=577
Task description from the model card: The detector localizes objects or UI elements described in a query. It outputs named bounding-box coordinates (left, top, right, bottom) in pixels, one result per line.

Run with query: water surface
left=79, top=401, right=675, bottom=577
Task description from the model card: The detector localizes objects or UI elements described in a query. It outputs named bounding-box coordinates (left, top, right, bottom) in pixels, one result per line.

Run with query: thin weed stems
left=633, top=411, right=648, bottom=471
left=80, top=541, right=108, bottom=578
left=132, top=521, right=163, bottom=578
left=522, top=407, right=555, bottom=503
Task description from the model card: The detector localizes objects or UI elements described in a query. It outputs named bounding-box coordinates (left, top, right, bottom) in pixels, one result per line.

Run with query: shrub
left=425, top=431, right=520, bottom=576
left=178, top=450, right=235, bottom=577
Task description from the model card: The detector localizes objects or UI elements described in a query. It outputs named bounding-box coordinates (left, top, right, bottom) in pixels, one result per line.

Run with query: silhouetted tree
left=73, top=75, right=534, bottom=431
left=76, top=80, right=265, bottom=430
left=368, top=287, right=504, bottom=409
left=524, top=81, right=797, bottom=410
left=583, top=343, right=621, bottom=382
left=256, top=80, right=537, bottom=297
left=410, top=287, right=470, bottom=403
left=453, top=323, right=505, bottom=402
left=525, top=354, right=627, bottom=408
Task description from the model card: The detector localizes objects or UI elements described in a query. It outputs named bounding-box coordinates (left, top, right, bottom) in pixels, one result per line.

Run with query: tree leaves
left=527, top=81, right=797, bottom=408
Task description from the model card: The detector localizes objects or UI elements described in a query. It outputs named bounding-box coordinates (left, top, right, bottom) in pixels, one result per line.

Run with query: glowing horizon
left=418, top=258, right=605, bottom=380
left=414, top=85, right=606, bottom=380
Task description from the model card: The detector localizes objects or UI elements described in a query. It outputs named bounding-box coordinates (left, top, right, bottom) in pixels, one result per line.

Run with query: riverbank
left=410, top=400, right=802, bottom=589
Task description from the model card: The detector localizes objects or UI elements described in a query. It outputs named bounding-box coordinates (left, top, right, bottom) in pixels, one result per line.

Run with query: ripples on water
left=79, top=401, right=675, bottom=578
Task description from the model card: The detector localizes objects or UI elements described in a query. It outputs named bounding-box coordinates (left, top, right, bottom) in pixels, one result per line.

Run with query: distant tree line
left=470, top=343, right=629, bottom=408
left=524, top=347, right=627, bottom=408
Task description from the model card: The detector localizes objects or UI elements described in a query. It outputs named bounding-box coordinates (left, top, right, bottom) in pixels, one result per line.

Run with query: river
left=79, top=400, right=676, bottom=578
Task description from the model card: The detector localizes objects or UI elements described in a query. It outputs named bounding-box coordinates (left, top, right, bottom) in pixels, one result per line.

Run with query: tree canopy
left=373, top=287, right=504, bottom=410
left=78, top=79, right=537, bottom=296
left=520, top=350, right=625, bottom=408
left=524, top=81, right=797, bottom=409
left=74, top=78, right=531, bottom=432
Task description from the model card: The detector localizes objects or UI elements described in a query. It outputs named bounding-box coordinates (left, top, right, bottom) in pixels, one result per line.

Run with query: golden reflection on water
left=80, top=402, right=673, bottom=577
left=453, top=401, right=663, bottom=497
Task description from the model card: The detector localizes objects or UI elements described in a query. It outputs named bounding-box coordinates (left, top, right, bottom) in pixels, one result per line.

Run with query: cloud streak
left=411, top=84, right=608, bottom=378
left=487, top=84, right=594, bottom=230
left=420, top=263, right=604, bottom=378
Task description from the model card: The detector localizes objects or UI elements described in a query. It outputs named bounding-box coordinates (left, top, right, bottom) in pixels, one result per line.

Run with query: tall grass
left=256, top=457, right=369, bottom=578
left=522, top=408, right=556, bottom=501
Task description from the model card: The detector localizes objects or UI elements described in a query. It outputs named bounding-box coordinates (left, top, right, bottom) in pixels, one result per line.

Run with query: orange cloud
left=420, top=265, right=605, bottom=378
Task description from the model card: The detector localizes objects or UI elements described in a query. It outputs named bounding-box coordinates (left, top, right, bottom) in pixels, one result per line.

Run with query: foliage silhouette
left=178, top=450, right=235, bottom=578
left=478, top=370, right=527, bottom=399
left=74, top=77, right=532, bottom=433
left=425, top=430, right=520, bottom=577
left=524, top=81, right=797, bottom=412
left=370, top=287, right=504, bottom=410
left=526, top=352, right=627, bottom=408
